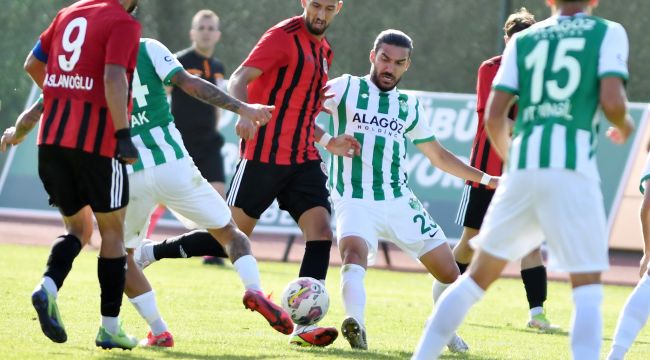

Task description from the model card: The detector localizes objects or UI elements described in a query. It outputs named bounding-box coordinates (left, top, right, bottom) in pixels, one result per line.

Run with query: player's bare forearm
left=417, top=141, right=485, bottom=184
left=104, top=64, right=130, bottom=131
left=314, top=126, right=326, bottom=141
left=485, top=90, right=515, bottom=160
left=24, top=53, right=46, bottom=89
left=15, top=100, right=43, bottom=138
left=173, top=70, right=242, bottom=114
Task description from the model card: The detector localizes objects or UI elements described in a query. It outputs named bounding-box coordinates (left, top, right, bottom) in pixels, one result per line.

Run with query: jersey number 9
left=58, top=17, right=88, bottom=72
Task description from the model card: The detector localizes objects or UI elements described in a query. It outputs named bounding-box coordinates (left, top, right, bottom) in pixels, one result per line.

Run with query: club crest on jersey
left=408, top=197, right=421, bottom=211
left=399, top=98, right=408, bottom=113
left=322, top=59, right=328, bottom=74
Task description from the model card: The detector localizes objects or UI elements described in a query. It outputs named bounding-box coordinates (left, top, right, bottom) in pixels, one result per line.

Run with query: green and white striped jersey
left=324, top=75, right=436, bottom=201
left=127, top=38, right=188, bottom=173
left=493, top=14, right=629, bottom=181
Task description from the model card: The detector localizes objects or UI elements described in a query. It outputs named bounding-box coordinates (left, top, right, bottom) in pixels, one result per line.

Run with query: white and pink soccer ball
left=281, top=277, right=330, bottom=325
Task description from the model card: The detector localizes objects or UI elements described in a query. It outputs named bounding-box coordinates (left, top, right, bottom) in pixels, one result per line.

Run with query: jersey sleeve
left=144, top=39, right=183, bottom=85
left=322, top=75, right=350, bottom=113
left=242, top=27, right=290, bottom=73
left=405, top=99, right=436, bottom=144
left=105, top=19, right=141, bottom=68
left=493, top=38, right=519, bottom=95
left=476, top=62, right=498, bottom=115
left=599, top=22, right=629, bottom=81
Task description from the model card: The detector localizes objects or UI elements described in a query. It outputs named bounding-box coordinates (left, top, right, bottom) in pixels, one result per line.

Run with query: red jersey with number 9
left=38, top=0, right=140, bottom=158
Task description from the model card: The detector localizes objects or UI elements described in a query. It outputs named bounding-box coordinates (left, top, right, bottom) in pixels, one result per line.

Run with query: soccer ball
left=281, top=277, right=329, bottom=325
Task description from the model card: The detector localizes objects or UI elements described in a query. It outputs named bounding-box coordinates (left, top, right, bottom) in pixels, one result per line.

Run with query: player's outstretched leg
left=607, top=272, right=650, bottom=360
left=291, top=208, right=338, bottom=347
left=134, top=230, right=228, bottom=268
left=207, top=222, right=293, bottom=335
left=124, top=250, right=174, bottom=347
left=520, top=248, right=558, bottom=331
left=423, top=243, right=468, bottom=353
left=339, top=236, right=368, bottom=350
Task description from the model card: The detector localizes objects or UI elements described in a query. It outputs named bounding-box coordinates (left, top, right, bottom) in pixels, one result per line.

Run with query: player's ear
left=369, top=49, right=375, bottom=64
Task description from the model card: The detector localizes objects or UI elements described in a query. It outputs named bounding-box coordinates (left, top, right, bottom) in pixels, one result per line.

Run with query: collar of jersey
left=363, top=74, right=398, bottom=95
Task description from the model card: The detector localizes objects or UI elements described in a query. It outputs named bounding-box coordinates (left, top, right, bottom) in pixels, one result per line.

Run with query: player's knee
left=311, top=225, right=333, bottom=241
left=438, top=265, right=460, bottom=284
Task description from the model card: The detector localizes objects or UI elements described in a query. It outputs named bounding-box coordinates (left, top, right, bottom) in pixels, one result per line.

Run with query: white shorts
left=470, top=169, right=609, bottom=273
left=334, top=193, right=447, bottom=266
left=124, top=157, right=231, bottom=248
left=640, top=152, right=650, bottom=194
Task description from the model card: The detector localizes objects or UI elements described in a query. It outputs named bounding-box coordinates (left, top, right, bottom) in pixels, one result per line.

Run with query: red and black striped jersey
left=37, top=0, right=140, bottom=158
left=467, top=55, right=517, bottom=188
left=241, top=16, right=333, bottom=165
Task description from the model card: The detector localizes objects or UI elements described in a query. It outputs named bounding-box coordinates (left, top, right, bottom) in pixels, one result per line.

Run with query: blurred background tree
left=1, top=0, right=648, bottom=170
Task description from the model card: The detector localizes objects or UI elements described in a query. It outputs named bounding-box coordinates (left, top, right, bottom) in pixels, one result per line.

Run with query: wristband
left=114, top=128, right=131, bottom=139
left=480, top=173, right=491, bottom=186
left=318, top=133, right=332, bottom=147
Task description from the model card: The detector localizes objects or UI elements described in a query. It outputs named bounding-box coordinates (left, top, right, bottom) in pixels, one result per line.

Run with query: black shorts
left=455, top=184, right=495, bottom=230
left=38, top=145, right=128, bottom=216
left=186, top=134, right=225, bottom=183
left=226, top=159, right=331, bottom=221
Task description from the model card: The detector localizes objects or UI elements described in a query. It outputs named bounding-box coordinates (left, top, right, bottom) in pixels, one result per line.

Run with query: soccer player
left=225, top=0, right=359, bottom=347
left=453, top=8, right=558, bottom=330
left=320, top=29, right=497, bottom=352
left=412, top=1, right=634, bottom=359
left=20, top=0, right=141, bottom=349
left=123, top=37, right=294, bottom=346
left=607, top=144, right=650, bottom=360
left=4, top=36, right=295, bottom=347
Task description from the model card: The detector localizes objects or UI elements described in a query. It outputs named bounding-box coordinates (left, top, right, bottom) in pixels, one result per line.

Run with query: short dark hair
left=373, top=29, right=413, bottom=56
left=504, top=7, right=536, bottom=37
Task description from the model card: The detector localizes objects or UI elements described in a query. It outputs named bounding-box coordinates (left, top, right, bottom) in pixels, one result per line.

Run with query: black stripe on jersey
left=281, top=19, right=301, bottom=33
left=76, top=102, right=92, bottom=149
left=93, top=107, right=107, bottom=155
left=470, top=137, right=480, bottom=168
left=269, top=35, right=305, bottom=164
left=252, top=65, right=288, bottom=161
left=52, top=99, right=71, bottom=146
left=302, top=45, right=325, bottom=162
left=478, top=138, right=492, bottom=190
left=290, top=41, right=318, bottom=163
left=40, top=98, right=59, bottom=143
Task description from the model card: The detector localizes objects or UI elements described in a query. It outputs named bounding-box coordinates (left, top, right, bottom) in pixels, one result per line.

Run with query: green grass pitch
left=1, top=243, right=649, bottom=359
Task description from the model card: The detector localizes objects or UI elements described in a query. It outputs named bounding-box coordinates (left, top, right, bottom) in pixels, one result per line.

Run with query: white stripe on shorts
left=226, top=159, right=247, bottom=206
left=116, top=160, right=123, bottom=208
left=110, top=159, right=117, bottom=208
left=455, top=184, right=471, bottom=226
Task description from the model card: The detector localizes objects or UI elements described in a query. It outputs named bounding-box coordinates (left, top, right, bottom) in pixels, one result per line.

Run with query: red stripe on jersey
left=241, top=16, right=332, bottom=165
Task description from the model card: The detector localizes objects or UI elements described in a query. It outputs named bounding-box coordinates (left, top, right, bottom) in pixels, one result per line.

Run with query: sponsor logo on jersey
left=352, top=112, right=404, bottom=139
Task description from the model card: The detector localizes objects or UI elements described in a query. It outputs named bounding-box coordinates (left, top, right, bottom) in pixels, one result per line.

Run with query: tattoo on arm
left=179, top=72, right=242, bottom=113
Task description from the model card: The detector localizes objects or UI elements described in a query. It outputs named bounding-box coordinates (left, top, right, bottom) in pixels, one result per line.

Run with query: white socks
left=341, top=264, right=367, bottom=325
left=233, top=255, right=262, bottom=292
left=530, top=306, right=544, bottom=318
left=101, top=316, right=119, bottom=334
left=130, top=290, right=168, bottom=336
left=40, top=276, right=58, bottom=298
left=412, top=274, right=484, bottom=360
left=432, top=280, right=450, bottom=304
left=608, top=273, right=650, bottom=360
left=571, top=284, right=603, bottom=360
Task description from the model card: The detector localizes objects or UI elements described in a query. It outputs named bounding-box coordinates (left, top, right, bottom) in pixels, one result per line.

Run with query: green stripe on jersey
left=378, top=93, right=390, bottom=114
left=356, top=79, right=369, bottom=110
left=140, top=129, right=166, bottom=166
left=351, top=132, right=365, bottom=198
left=372, top=136, right=386, bottom=200
left=390, top=140, right=402, bottom=198
left=162, top=125, right=184, bottom=160
left=397, top=93, right=408, bottom=121
left=565, top=126, right=577, bottom=170
left=336, top=77, right=352, bottom=196
left=404, top=99, right=420, bottom=134
left=539, top=122, right=554, bottom=168
left=517, top=126, right=532, bottom=169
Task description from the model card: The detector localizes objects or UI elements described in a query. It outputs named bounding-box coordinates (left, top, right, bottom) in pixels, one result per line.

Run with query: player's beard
left=371, top=69, right=401, bottom=92
left=305, top=18, right=329, bottom=36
